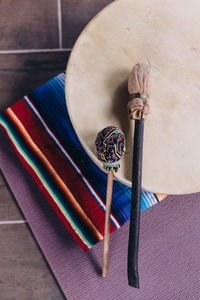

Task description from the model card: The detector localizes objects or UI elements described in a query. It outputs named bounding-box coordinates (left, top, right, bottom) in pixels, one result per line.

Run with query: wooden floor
left=0, top=1, right=112, bottom=299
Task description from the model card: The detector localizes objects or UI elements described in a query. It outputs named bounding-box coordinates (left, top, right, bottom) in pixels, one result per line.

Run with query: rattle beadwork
left=95, top=126, right=125, bottom=172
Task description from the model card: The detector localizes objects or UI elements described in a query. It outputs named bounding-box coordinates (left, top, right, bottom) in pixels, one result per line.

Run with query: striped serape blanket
left=0, top=73, right=167, bottom=251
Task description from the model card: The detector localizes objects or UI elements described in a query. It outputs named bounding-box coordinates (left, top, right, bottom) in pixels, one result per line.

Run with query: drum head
left=66, top=0, right=200, bottom=194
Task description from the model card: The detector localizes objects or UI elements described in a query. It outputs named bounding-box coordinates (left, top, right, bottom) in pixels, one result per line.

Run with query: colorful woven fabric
left=95, top=126, right=125, bottom=172
left=0, top=73, right=167, bottom=251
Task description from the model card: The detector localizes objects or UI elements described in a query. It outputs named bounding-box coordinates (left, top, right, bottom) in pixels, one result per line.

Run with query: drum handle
left=128, top=118, right=144, bottom=288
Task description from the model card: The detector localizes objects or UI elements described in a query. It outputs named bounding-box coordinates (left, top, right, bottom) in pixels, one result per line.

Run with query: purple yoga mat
left=1, top=127, right=200, bottom=299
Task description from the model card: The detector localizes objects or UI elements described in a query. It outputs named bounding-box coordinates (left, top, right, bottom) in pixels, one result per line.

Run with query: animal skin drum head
left=65, top=0, right=200, bottom=195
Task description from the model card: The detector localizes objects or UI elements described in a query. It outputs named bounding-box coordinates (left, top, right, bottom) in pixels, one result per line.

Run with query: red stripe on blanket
left=1, top=125, right=89, bottom=251
left=9, top=100, right=116, bottom=235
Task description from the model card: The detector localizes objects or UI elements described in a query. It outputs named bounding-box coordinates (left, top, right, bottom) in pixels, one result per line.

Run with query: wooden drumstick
left=102, top=170, right=114, bottom=278
left=127, top=63, right=151, bottom=288
left=95, top=126, right=125, bottom=278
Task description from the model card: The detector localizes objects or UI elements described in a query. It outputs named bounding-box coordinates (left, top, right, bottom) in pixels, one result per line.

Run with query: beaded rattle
left=95, top=126, right=125, bottom=278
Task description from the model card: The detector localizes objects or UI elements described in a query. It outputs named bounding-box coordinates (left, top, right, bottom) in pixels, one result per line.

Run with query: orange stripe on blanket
left=156, top=194, right=168, bottom=201
left=10, top=98, right=113, bottom=234
left=6, top=108, right=103, bottom=241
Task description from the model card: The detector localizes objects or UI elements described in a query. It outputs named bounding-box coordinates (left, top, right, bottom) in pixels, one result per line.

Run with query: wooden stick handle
left=128, top=118, right=144, bottom=288
left=102, top=170, right=114, bottom=278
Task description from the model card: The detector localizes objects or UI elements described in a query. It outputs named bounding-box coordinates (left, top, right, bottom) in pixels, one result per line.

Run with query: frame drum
left=66, top=0, right=200, bottom=194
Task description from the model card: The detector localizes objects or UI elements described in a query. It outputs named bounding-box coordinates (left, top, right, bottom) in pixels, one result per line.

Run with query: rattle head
left=95, top=126, right=125, bottom=172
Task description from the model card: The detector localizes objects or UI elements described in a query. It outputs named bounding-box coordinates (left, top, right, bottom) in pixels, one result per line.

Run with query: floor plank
left=0, top=0, right=59, bottom=50
left=62, top=0, right=113, bottom=48
left=0, top=171, right=5, bottom=187
left=0, top=52, right=69, bottom=111
left=0, top=184, right=24, bottom=221
left=0, top=224, right=65, bottom=299
left=0, top=171, right=24, bottom=221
